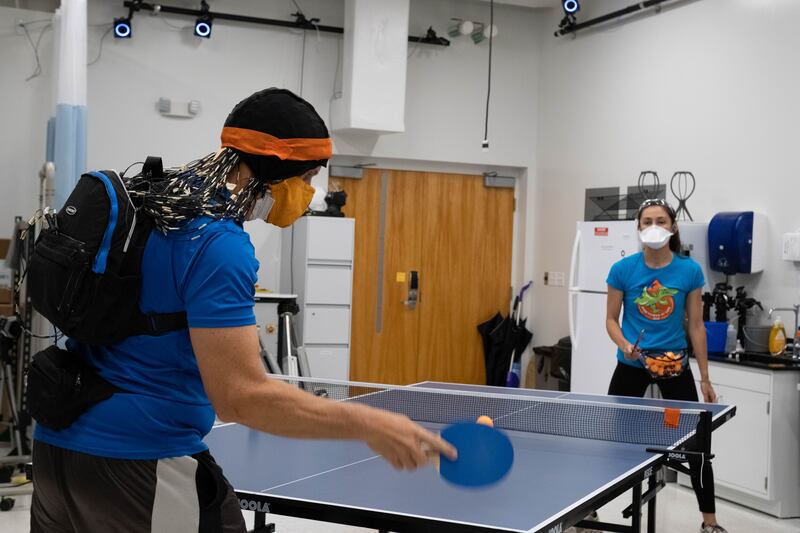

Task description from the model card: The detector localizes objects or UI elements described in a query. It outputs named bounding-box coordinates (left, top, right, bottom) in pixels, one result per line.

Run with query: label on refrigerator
left=594, top=227, right=609, bottom=236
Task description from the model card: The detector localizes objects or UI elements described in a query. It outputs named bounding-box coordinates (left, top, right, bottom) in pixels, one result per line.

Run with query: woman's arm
left=686, top=288, right=717, bottom=402
left=606, top=286, right=638, bottom=360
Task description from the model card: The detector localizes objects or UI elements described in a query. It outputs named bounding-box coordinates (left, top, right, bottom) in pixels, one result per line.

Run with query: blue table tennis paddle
left=437, top=422, right=514, bottom=488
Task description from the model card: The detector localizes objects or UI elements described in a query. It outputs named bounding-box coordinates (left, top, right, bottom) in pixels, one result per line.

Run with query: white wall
left=335, top=0, right=541, bottom=169
left=8, top=0, right=799, bottom=358
left=533, top=0, right=800, bottom=346
left=1, top=0, right=544, bottom=310
left=0, top=7, right=54, bottom=237
left=83, top=0, right=343, bottom=170
left=80, top=0, right=543, bottom=295
left=82, top=0, right=541, bottom=168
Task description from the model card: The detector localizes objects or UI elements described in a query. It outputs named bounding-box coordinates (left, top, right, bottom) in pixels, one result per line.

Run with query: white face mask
left=247, top=193, right=274, bottom=222
left=639, top=225, right=673, bottom=250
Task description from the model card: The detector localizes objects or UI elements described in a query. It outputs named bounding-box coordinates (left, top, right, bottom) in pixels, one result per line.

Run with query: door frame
left=326, top=156, right=533, bottom=382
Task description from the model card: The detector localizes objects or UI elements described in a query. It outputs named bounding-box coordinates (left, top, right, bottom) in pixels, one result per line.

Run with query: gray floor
left=2, top=482, right=799, bottom=532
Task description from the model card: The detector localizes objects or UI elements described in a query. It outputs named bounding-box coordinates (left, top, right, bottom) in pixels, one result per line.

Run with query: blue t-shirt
left=35, top=217, right=259, bottom=459
left=606, top=252, right=704, bottom=368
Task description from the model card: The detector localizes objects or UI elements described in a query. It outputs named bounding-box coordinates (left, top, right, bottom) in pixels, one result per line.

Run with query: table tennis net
left=274, top=376, right=702, bottom=448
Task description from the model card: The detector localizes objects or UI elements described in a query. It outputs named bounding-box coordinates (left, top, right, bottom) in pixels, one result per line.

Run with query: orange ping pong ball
left=476, top=415, right=493, bottom=427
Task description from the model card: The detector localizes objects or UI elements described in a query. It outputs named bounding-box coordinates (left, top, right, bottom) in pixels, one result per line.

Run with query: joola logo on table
left=239, top=499, right=270, bottom=513
left=548, top=523, right=563, bottom=533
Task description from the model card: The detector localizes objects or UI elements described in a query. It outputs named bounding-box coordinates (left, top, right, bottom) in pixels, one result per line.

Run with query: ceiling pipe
left=123, top=1, right=450, bottom=46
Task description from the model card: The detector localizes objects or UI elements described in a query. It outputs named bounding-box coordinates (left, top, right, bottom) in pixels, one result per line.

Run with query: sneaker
left=700, top=523, right=729, bottom=533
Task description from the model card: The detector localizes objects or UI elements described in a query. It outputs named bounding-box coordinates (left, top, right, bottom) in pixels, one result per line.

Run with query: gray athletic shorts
left=31, top=440, right=247, bottom=533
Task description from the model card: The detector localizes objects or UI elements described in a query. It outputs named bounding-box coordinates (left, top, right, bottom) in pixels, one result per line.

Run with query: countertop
left=696, top=352, right=800, bottom=371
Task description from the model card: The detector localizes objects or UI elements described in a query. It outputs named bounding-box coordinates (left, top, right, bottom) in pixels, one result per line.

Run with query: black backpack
left=28, top=157, right=187, bottom=345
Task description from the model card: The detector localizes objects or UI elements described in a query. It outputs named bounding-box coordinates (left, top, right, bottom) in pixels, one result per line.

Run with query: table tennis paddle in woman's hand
left=435, top=417, right=514, bottom=488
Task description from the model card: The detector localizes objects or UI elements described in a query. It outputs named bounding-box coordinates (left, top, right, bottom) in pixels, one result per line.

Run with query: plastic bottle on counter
left=725, top=323, right=737, bottom=355
left=768, top=318, right=787, bottom=356
left=794, top=326, right=800, bottom=358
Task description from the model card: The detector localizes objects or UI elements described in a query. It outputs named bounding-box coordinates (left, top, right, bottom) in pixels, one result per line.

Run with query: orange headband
left=221, top=126, right=332, bottom=161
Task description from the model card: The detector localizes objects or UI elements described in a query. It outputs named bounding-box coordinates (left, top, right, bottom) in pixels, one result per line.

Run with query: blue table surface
left=204, top=382, right=732, bottom=532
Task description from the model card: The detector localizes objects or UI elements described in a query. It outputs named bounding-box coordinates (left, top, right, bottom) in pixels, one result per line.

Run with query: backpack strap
left=132, top=311, right=189, bottom=337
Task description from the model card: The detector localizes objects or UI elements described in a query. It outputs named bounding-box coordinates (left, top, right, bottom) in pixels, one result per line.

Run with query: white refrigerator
left=568, top=221, right=640, bottom=394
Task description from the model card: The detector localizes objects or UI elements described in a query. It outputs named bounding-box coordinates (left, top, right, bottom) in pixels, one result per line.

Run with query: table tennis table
left=204, top=378, right=735, bottom=533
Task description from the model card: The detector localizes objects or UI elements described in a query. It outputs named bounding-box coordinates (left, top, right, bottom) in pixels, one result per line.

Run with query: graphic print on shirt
left=634, top=279, right=678, bottom=321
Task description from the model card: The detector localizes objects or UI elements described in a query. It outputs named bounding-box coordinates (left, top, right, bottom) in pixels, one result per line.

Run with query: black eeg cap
left=223, top=88, right=330, bottom=183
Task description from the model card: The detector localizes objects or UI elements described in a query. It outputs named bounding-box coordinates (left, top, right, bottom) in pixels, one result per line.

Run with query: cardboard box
left=0, top=304, right=12, bottom=317
left=0, top=288, right=11, bottom=304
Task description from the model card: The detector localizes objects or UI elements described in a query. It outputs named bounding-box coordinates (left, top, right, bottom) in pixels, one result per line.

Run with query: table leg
left=647, top=474, right=657, bottom=533
left=250, top=512, right=275, bottom=533
left=631, top=482, right=642, bottom=533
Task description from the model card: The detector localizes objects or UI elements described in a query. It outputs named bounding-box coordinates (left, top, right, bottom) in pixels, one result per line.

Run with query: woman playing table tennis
left=606, top=199, right=727, bottom=533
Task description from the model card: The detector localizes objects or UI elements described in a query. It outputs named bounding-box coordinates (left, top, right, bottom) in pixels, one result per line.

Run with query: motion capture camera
left=0, top=315, right=21, bottom=340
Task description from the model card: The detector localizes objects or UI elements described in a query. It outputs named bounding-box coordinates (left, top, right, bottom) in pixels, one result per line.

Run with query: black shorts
left=31, top=440, right=246, bottom=533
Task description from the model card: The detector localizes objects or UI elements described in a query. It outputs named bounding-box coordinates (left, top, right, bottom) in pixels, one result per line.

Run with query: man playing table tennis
left=606, top=199, right=726, bottom=533
left=31, top=88, right=455, bottom=533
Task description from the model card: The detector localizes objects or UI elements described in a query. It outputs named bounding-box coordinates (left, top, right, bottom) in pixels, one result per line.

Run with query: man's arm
left=190, top=325, right=456, bottom=470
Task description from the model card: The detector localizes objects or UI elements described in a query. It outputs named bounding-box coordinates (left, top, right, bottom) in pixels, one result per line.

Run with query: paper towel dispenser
left=708, top=212, right=767, bottom=275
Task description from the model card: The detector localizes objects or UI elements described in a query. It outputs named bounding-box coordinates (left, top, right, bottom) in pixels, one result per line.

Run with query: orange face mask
left=265, top=176, right=315, bottom=227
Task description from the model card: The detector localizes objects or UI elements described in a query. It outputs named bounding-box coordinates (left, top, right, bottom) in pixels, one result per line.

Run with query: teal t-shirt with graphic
left=606, top=252, right=704, bottom=367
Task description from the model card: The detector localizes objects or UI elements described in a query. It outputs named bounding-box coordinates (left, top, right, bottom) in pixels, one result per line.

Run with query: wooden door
left=338, top=169, right=513, bottom=385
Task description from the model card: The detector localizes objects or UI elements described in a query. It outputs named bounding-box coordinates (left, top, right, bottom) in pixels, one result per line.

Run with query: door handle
left=404, top=271, right=419, bottom=310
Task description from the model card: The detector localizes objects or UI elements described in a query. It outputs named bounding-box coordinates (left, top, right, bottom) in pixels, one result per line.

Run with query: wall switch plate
left=544, top=271, right=565, bottom=287
left=782, top=232, right=800, bottom=261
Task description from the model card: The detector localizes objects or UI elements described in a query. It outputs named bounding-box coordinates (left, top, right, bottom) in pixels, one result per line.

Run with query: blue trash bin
left=704, top=321, right=728, bottom=354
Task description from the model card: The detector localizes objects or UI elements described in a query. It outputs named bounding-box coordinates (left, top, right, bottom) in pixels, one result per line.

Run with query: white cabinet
left=281, top=217, right=355, bottom=380
left=710, top=384, right=770, bottom=496
left=303, top=307, right=351, bottom=345
left=679, top=360, right=800, bottom=517
left=305, top=347, right=350, bottom=381
left=306, top=266, right=353, bottom=304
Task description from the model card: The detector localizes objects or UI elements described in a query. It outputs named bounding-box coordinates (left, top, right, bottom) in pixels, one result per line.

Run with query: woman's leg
left=658, top=368, right=720, bottom=527
left=656, top=366, right=698, bottom=401
left=607, top=361, right=651, bottom=397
